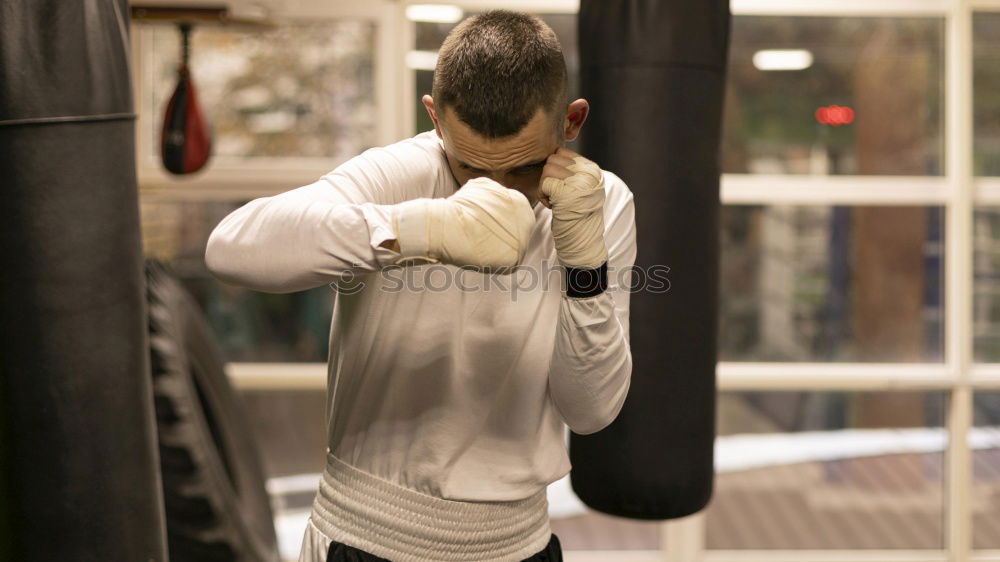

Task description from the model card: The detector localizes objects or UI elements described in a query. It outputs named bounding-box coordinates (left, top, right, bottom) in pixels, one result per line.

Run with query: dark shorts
left=325, top=532, right=563, bottom=562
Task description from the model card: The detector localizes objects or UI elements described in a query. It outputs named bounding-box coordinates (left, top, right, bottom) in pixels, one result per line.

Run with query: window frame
left=132, top=0, right=1000, bottom=559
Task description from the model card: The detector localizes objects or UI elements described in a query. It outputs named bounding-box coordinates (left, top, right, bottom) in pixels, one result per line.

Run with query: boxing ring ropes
left=133, top=0, right=1000, bottom=560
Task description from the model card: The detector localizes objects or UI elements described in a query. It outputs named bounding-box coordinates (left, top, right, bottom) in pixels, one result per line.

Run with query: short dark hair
left=432, top=10, right=567, bottom=139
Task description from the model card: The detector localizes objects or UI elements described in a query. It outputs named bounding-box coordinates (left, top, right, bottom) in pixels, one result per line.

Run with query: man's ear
left=422, top=95, right=443, bottom=138
left=563, top=99, right=589, bottom=142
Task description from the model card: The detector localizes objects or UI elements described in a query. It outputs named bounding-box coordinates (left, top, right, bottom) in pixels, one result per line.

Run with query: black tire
left=146, top=258, right=279, bottom=562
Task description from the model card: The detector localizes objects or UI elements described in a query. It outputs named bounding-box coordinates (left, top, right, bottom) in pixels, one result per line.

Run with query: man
left=205, top=10, right=635, bottom=562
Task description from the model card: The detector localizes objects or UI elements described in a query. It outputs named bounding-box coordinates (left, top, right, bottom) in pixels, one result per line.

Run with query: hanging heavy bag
left=162, top=23, right=212, bottom=175
left=0, top=1, right=167, bottom=559
left=569, top=0, right=730, bottom=520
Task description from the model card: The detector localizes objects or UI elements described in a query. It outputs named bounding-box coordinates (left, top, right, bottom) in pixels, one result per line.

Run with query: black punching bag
left=570, top=0, right=730, bottom=519
left=0, top=1, right=168, bottom=560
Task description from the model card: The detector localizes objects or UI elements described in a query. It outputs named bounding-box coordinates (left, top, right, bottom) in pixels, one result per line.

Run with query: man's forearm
left=547, top=291, right=632, bottom=435
left=205, top=179, right=398, bottom=293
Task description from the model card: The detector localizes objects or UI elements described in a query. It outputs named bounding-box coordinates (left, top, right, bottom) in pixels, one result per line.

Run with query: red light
left=815, top=105, right=855, bottom=126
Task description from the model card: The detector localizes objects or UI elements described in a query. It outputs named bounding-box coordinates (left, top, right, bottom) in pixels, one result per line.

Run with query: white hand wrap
left=391, top=177, right=536, bottom=269
left=540, top=156, right=608, bottom=269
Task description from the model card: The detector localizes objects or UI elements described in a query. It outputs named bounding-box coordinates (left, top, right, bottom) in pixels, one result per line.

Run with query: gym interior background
left=6, top=0, right=1000, bottom=560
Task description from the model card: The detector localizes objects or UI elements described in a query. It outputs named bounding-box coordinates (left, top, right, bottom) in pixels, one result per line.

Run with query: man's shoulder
left=356, top=130, right=443, bottom=162
left=320, top=130, right=450, bottom=201
left=334, top=131, right=448, bottom=185
left=600, top=168, right=635, bottom=210
left=397, top=129, right=443, bottom=149
left=597, top=167, right=636, bottom=255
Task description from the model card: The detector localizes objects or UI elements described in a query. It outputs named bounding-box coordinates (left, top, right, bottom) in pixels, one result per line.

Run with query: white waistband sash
left=308, top=452, right=552, bottom=562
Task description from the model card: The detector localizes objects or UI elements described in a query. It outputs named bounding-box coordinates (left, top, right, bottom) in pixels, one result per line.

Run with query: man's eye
left=513, top=165, right=543, bottom=175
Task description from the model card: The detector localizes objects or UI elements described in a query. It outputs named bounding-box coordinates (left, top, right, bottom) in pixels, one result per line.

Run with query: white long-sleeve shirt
left=205, top=130, right=635, bottom=560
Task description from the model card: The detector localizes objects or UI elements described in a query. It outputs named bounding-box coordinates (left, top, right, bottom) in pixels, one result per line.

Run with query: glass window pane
left=972, top=391, right=1000, bottom=549
left=724, top=16, right=944, bottom=175
left=974, top=12, right=1000, bottom=176
left=238, top=389, right=327, bottom=560
left=139, top=20, right=376, bottom=163
left=413, top=13, right=580, bottom=141
left=708, top=391, right=945, bottom=549
left=972, top=207, right=1000, bottom=361
left=240, top=389, right=327, bottom=479
left=721, top=205, right=945, bottom=362
left=140, top=199, right=333, bottom=362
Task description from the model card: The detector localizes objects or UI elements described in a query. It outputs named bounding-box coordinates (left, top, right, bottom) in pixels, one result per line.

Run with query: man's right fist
left=389, top=177, right=536, bottom=270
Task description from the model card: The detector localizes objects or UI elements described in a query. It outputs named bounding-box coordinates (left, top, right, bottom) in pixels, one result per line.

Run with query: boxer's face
left=422, top=97, right=566, bottom=207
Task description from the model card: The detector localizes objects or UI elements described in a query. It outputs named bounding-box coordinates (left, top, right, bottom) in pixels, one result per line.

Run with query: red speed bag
left=161, top=65, right=212, bottom=175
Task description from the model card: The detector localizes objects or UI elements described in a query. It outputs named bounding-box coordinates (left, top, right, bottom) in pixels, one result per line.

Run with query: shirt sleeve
left=547, top=180, right=636, bottom=435
left=204, top=139, right=440, bottom=293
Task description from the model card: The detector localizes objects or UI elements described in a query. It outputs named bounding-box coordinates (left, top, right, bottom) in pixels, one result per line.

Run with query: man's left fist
left=540, top=147, right=608, bottom=269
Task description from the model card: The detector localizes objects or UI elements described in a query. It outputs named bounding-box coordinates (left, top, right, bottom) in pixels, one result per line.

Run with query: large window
left=134, top=2, right=1000, bottom=561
